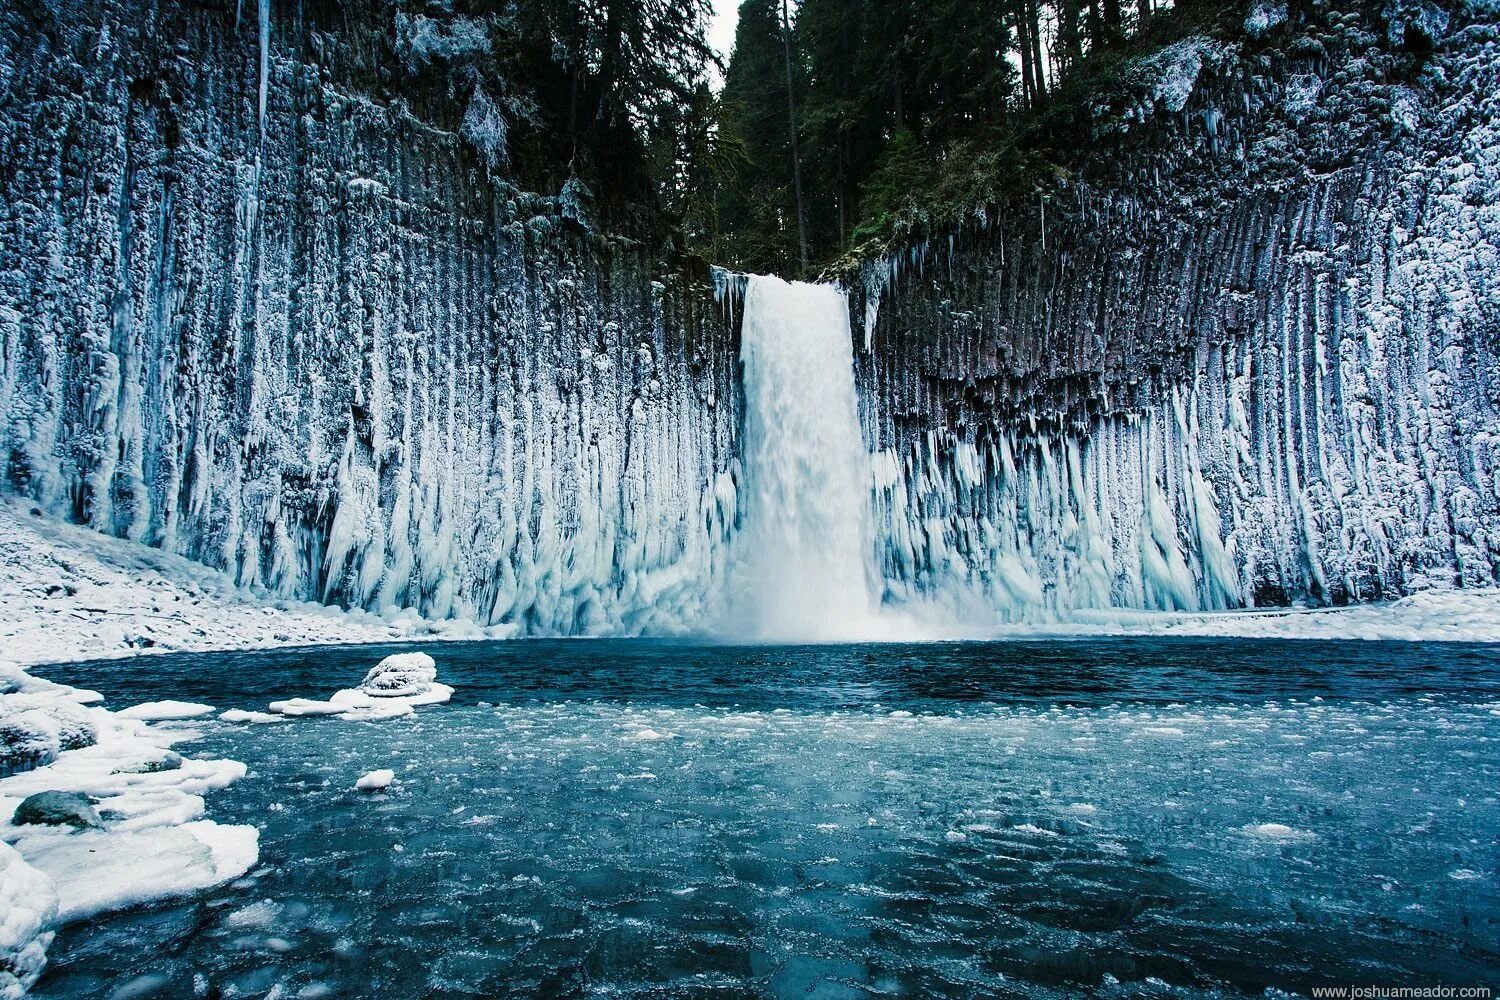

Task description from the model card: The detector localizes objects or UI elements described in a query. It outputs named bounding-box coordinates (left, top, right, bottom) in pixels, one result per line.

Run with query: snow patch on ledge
left=0, top=500, right=512, bottom=667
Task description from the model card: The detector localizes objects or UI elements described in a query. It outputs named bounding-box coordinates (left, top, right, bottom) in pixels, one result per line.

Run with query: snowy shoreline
left=6, top=500, right=1500, bottom=678
left=0, top=500, right=514, bottom=669
left=0, top=648, right=457, bottom=995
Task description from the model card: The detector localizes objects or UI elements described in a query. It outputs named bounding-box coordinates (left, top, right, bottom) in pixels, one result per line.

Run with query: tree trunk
left=1014, top=0, right=1036, bottom=107
left=1059, top=0, right=1084, bottom=76
left=1103, top=0, right=1123, bottom=37
left=780, top=0, right=809, bottom=275
left=1028, top=0, right=1047, bottom=99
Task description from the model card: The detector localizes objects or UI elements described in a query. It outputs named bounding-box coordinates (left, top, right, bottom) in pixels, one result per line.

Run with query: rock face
left=0, top=0, right=740, bottom=636
left=11, top=791, right=103, bottom=830
left=2, top=0, right=1497, bottom=633
left=852, top=0, right=1500, bottom=618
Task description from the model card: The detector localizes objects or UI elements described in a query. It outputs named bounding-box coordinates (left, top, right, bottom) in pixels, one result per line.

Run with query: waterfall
left=733, top=275, right=878, bottom=640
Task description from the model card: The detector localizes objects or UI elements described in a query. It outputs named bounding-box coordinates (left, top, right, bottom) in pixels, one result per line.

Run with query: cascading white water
left=733, top=275, right=879, bottom=639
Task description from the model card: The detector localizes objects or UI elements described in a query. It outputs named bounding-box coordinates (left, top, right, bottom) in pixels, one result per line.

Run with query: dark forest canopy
left=385, top=0, right=719, bottom=233
left=404, top=0, right=1264, bottom=267
left=708, top=0, right=1261, bottom=276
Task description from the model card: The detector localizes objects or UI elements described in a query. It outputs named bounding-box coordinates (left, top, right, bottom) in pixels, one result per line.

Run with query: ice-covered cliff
left=850, top=0, right=1500, bottom=620
left=3, top=0, right=1499, bottom=639
left=0, top=0, right=740, bottom=635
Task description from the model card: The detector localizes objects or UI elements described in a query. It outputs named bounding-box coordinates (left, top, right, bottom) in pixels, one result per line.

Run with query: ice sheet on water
left=116, top=701, right=216, bottom=721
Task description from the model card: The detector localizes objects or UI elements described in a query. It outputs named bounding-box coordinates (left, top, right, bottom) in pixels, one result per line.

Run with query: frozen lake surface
left=32, top=639, right=1500, bottom=998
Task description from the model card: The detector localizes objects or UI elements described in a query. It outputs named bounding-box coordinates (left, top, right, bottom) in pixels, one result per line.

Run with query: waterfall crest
left=733, top=276, right=878, bottom=640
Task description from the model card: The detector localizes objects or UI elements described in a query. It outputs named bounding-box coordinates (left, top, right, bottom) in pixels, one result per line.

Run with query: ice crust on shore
left=0, top=501, right=512, bottom=668
left=1, top=661, right=259, bottom=989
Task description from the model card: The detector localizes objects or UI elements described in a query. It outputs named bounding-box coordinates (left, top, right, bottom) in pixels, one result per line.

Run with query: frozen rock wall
left=854, top=1, right=1500, bottom=618
left=0, top=0, right=739, bottom=635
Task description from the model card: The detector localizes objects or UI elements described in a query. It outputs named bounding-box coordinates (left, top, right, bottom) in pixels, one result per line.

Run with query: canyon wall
left=4, top=0, right=1499, bottom=635
left=854, top=0, right=1500, bottom=619
left=0, top=0, right=740, bottom=634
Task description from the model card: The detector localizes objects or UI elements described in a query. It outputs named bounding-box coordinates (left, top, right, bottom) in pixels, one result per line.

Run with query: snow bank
left=0, top=841, right=54, bottom=999
left=0, top=500, right=509, bottom=667
left=1, top=660, right=258, bottom=982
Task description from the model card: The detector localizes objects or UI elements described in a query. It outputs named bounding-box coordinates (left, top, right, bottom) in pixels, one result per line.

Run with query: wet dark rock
left=12, top=791, right=104, bottom=830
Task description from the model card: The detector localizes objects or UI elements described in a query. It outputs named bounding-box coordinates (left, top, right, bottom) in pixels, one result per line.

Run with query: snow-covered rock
left=0, top=661, right=257, bottom=960
left=268, top=653, right=452, bottom=722
left=359, top=653, right=437, bottom=698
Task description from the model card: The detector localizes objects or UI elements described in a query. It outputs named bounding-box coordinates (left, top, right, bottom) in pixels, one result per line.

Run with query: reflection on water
left=34, top=639, right=1500, bottom=998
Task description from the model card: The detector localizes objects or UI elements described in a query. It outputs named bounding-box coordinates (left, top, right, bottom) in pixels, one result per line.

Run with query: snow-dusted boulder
left=0, top=696, right=98, bottom=775
left=358, top=653, right=438, bottom=698
left=0, top=841, right=56, bottom=999
left=266, top=651, right=450, bottom=722
left=11, top=792, right=103, bottom=831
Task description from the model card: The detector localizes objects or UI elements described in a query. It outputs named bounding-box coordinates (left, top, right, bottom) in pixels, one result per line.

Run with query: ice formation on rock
left=264, top=650, right=452, bottom=721
left=851, top=1, right=1500, bottom=620
left=1, top=660, right=257, bottom=990
left=0, top=841, right=55, bottom=1000
left=0, top=0, right=740, bottom=639
left=1, top=0, right=1497, bottom=638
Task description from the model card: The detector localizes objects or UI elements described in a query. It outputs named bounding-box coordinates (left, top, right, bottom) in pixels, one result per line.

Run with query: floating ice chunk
left=267, top=655, right=449, bottom=722
left=225, top=898, right=281, bottom=928
left=359, top=653, right=437, bottom=698
left=219, top=710, right=285, bottom=724
left=266, top=696, right=346, bottom=716
left=336, top=698, right=414, bottom=723
left=626, top=728, right=671, bottom=742
left=1240, top=823, right=1316, bottom=842
left=355, top=769, right=395, bottom=792
left=0, top=840, right=56, bottom=998
left=1011, top=824, right=1059, bottom=838
left=116, top=701, right=215, bottom=721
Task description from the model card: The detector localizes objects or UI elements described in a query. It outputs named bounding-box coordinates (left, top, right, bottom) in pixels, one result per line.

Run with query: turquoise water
left=32, top=639, right=1500, bottom=998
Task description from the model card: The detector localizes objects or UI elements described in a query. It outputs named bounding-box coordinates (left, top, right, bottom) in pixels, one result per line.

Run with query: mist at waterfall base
left=730, top=275, right=945, bottom=643
left=33, top=639, right=1500, bottom=998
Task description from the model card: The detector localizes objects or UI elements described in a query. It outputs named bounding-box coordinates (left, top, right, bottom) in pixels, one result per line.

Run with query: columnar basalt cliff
left=3, top=0, right=1499, bottom=636
left=853, top=0, right=1500, bottom=619
left=0, top=0, right=740, bottom=635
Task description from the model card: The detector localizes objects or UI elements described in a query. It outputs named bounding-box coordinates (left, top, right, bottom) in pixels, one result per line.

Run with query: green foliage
left=707, top=0, right=1257, bottom=273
